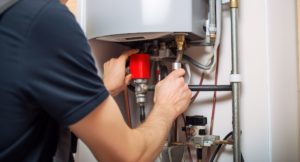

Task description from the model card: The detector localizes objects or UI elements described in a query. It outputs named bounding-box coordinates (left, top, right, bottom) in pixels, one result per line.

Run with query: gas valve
left=183, top=115, right=220, bottom=162
left=129, top=54, right=150, bottom=122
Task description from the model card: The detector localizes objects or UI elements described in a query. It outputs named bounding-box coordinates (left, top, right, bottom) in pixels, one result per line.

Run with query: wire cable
left=209, top=46, right=220, bottom=135
left=191, top=72, right=205, bottom=102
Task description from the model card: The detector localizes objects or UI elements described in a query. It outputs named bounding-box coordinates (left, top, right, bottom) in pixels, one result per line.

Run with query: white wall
left=266, top=0, right=299, bottom=161
left=75, top=0, right=300, bottom=161
left=238, top=0, right=271, bottom=161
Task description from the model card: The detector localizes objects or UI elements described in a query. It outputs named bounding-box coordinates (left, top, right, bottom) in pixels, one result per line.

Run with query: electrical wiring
left=206, top=44, right=220, bottom=162
left=191, top=73, right=205, bottom=102
left=209, top=46, right=220, bottom=135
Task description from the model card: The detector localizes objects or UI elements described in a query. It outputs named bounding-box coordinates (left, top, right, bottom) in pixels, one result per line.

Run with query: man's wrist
left=104, top=82, right=118, bottom=97
left=152, top=104, right=178, bottom=122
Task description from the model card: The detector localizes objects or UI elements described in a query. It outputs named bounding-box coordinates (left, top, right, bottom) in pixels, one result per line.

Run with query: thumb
left=168, top=68, right=185, bottom=78
left=125, top=74, right=132, bottom=85
left=120, top=49, right=139, bottom=61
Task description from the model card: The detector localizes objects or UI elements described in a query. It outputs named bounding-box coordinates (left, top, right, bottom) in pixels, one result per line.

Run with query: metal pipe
left=155, top=85, right=232, bottom=91
left=209, top=0, right=217, bottom=39
left=175, top=34, right=185, bottom=63
left=128, top=85, right=232, bottom=92
left=188, top=85, right=232, bottom=91
left=232, top=83, right=240, bottom=162
left=128, top=84, right=232, bottom=92
left=230, top=2, right=241, bottom=162
left=143, top=85, right=232, bottom=91
left=173, top=34, right=186, bottom=71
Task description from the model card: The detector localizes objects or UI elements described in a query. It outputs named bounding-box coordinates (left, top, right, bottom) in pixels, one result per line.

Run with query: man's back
left=0, top=0, right=108, bottom=161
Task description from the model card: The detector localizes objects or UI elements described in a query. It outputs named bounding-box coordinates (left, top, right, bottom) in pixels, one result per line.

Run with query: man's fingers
left=120, top=49, right=139, bottom=60
left=169, top=69, right=185, bottom=78
left=125, top=74, right=132, bottom=85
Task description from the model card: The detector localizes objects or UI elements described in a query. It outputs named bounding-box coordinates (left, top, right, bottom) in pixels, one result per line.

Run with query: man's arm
left=70, top=69, right=191, bottom=162
left=102, top=49, right=138, bottom=97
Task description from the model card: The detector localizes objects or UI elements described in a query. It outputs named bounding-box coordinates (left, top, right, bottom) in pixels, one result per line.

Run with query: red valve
left=129, top=54, right=150, bottom=79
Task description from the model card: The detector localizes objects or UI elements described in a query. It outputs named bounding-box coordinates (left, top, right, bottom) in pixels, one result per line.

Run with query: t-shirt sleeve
left=24, top=1, right=109, bottom=126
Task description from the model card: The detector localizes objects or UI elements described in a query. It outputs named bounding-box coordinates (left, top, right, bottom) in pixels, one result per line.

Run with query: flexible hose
left=183, top=54, right=214, bottom=70
left=209, top=132, right=245, bottom=162
left=208, top=0, right=222, bottom=72
left=139, top=105, right=145, bottom=122
left=209, top=132, right=232, bottom=162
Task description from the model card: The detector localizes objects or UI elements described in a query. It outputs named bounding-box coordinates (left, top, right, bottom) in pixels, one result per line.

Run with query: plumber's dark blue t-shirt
left=0, top=0, right=109, bottom=161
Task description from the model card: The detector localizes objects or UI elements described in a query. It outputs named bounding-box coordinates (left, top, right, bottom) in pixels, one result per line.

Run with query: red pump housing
left=129, top=54, right=150, bottom=79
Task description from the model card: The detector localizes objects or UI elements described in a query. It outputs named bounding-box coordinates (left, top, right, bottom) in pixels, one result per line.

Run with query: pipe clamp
left=230, top=74, right=241, bottom=83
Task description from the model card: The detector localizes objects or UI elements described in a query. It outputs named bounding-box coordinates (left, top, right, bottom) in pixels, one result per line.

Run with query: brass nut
left=210, top=33, right=216, bottom=41
left=230, top=0, right=239, bottom=8
left=175, top=35, right=185, bottom=51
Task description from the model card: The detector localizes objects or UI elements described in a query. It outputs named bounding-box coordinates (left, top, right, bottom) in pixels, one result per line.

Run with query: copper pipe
left=174, top=118, right=178, bottom=142
left=215, top=140, right=234, bottom=145
left=123, top=87, right=132, bottom=128
left=209, top=46, right=220, bottom=135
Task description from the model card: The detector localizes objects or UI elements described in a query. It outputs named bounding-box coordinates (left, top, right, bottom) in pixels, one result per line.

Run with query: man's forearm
left=134, top=104, right=177, bottom=161
left=70, top=89, right=186, bottom=162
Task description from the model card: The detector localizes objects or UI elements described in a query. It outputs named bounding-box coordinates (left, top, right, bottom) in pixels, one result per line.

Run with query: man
left=0, top=0, right=192, bottom=161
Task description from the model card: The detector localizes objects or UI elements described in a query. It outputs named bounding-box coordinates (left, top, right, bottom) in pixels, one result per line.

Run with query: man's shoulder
left=12, top=0, right=62, bottom=18
left=1, top=0, right=64, bottom=37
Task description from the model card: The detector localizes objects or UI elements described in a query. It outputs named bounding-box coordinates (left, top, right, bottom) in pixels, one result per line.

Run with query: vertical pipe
left=230, top=4, right=241, bottom=162
left=209, top=0, right=216, bottom=33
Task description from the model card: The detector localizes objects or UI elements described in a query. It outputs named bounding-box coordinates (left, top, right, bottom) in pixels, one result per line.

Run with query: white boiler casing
left=86, top=0, right=208, bottom=42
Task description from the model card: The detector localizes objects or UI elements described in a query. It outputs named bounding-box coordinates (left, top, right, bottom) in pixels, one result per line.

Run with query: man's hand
left=103, top=49, right=139, bottom=96
left=70, top=69, right=192, bottom=162
left=153, top=69, right=192, bottom=119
